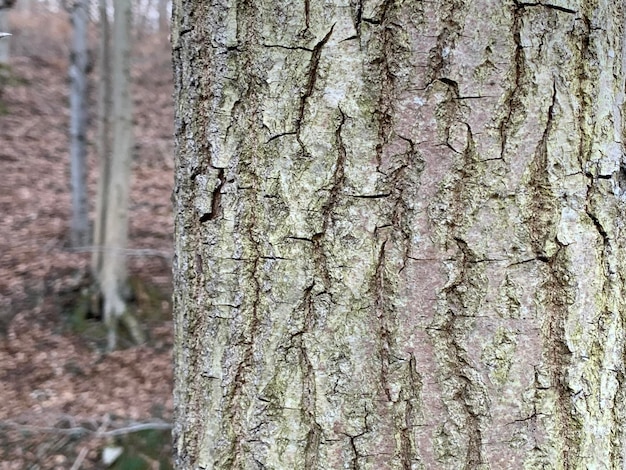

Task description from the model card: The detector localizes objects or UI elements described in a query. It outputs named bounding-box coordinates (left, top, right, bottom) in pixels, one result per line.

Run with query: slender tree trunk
left=92, top=0, right=112, bottom=282
left=101, top=0, right=141, bottom=350
left=68, top=0, right=90, bottom=247
left=0, top=7, right=10, bottom=64
left=173, top=1, right=626, bottom=468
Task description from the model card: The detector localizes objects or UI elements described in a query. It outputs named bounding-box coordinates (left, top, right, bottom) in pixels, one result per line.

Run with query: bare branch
left=0, top=419, right=172, bottom=437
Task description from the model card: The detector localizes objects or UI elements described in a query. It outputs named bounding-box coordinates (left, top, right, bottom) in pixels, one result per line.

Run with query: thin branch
left=70, top=447, right=89, bottom=470
left=0, top=419, right=172, bottom=437
left=67, top=246, right=173, bottom=259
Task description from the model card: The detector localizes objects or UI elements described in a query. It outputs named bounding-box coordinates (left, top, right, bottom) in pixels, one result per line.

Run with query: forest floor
left=0, top=8, right=175, bottom=469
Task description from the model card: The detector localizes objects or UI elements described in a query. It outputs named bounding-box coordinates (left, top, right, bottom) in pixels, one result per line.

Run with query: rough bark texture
left=172, top=1, right=626, bottom=468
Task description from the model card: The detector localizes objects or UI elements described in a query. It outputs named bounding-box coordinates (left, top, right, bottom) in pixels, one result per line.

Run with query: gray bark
left=101, top=0, right=140, bottom=350
left=92, top=0, right=112, bottom=281
left=0, top=9, right=9, bottom=63
left=69, top=0, right=90, bottom=247
left=173, top=1, right=626, bottom=468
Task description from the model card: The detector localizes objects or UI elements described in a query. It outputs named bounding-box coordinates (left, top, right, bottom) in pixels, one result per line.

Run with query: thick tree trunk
left=69, top=0, right=90, bottom=247
left=172, top=1, right=626, bottom=468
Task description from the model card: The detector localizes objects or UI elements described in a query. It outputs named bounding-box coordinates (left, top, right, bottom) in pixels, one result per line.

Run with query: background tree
left=157, top=0, right=168, bottom=34
left=92, top=0, right=111, bottom=302
left=68, top=0, right=89, bottom=247
left=0, top=0, right=15, bottom=64
left=100, top=0, right=144, bottom=349
left=172, top=0, right=626, bottom=468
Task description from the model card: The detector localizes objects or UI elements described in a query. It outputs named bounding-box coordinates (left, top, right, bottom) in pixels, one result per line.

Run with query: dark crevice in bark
left=425, top=0, right=465, bottom=88
left=304, top=0, right=310, bottom=32
left=296, top=284, right=322, bottom=469
left=517, top=2, right=576, bottom=14
left=220, top=5, right=268, bottom=466
left=312, top=108, right=347, bottom=290
left=347, top=433, right=361, bottom=470
left=428, top=236, right=488, bottom=467
left=393, top=136, right=423, bottom=272
left=351, top=192, right=392, bottom=199
left=369, top=0, right=394, bottom=25
left=295, top=25, right=334, bottom=152
left=263, top=43, right=313, bottom=52
left=351, top=0, right=363, bottom=38
left=574, top=13, right=592, bottom=170
left=399, top=354, right=421, bottom=469
left=498, top=1, right=527, bottom=161
left=373, top=240, right=392, bottom=402
left=371, top=1, right=397, bottom=170
left=265, top=130, right=297, bottom=143
left=526, top=81, right=558, bottom=258
left=344, top=409, right=370, bottom=470
left=528, top=81, right=580, bottom=467
left=200, top=168, right=225, bottom=222
left=542, top=247, right=579, bottom=468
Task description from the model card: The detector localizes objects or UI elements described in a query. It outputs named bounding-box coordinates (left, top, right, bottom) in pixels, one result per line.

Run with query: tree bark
left=172, top=1, right=626, bottom=468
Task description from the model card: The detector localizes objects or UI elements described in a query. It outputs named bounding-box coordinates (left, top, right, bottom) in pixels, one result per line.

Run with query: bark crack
left=312, top=108, right=347, bottom=290
left=199, top=167, right=225, bottom=223
left=517, top=2, right=576, bottom=14
left=428, top=236, right=488, bottom=467
left=299, top=284, right=322, bottom=469
left=373, top=240, right=392, bottom=402
left=526, top=81, right=579, bottom=467
left=295, top=25, right=335, bottom=151
left=498, top=1, right=527, bottom=161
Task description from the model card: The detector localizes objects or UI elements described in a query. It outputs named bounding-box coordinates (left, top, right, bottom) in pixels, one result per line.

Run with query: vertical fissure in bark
left=351, top=0, right=363, bottom=38
left=296, top=25, right=334, bottom=151
left=373, top=239, right=392, bottom=402
left=312, top=108, right=347, bottom=289
left=218, top=4, right=267, bottom=467
left=530, top=81, right=580, bottom=466
left=499, top=2, right=527, bottom=161
left=300, top=284, right=322, bottom=469
left=372, top=2, right=397, bottom=170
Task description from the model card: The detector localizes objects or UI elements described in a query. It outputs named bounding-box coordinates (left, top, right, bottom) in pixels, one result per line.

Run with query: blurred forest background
left=0, top=0, right=175, bottom=468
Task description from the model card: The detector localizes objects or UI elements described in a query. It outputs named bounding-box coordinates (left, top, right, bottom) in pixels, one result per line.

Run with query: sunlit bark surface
left=172, top=1, right=626, bottom=468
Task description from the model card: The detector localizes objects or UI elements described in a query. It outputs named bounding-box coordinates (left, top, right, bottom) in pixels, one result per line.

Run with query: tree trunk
left=0, top=7, right=10, bottom=64
left=92, top=0, right=112, bottom=282
left=101, top=0, right=139, bottom=350
left=172, top=1, right=626, bottom=468
left=69, top=0, right=90, bottom=247
left=158, top=0, right=168, bottom=33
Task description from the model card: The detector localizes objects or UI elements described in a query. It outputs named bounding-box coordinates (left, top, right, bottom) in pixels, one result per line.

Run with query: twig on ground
left=70, top=447, right=89, bottom=470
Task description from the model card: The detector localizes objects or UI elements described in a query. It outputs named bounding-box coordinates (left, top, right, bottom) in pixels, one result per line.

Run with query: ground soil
left=0, top=8, right=175, bottom=469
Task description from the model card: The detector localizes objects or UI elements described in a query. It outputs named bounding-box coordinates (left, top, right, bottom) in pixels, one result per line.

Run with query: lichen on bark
left=173, top=0, right=626, bottom=468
